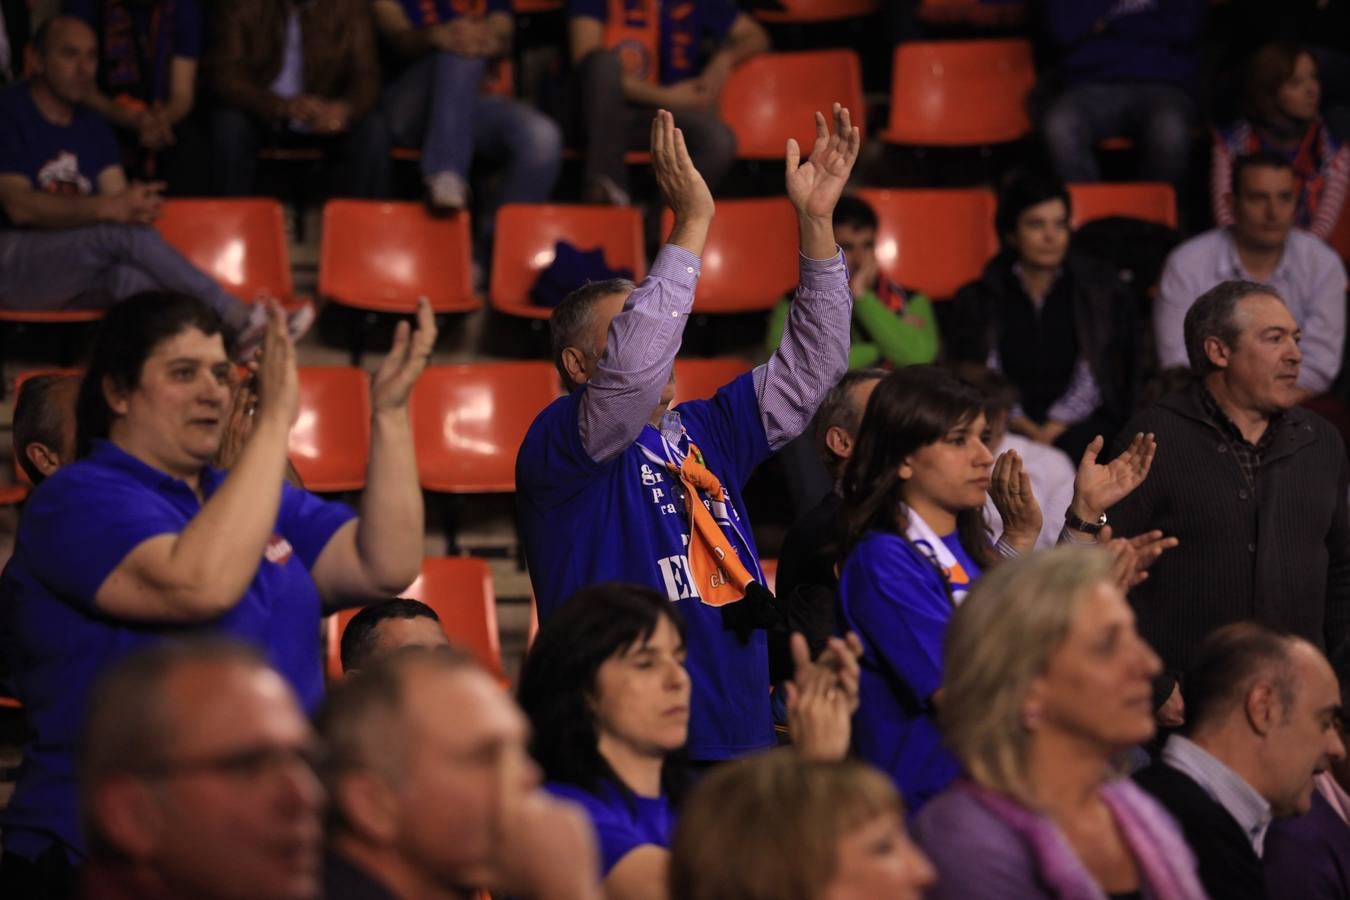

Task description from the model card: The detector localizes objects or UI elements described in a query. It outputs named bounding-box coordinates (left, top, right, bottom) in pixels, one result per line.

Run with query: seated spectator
left=1, top=0, right=30, bottom=85
left=372, top=0, right=562, bottom=243
left=63, top=0, right=207, bottom=192
left=77, top=639, right=323, bottom=900
left=915, top=547, right=1207, bottom=900
left=316, top=646, right=603, bottom=900
left=14, top=372, right=79, bottom=486
left=207, top=0, right=389, bottom=198
left=837, top=365, right=1157, bottom=809
left=517, top=581, right=861, bottom=900
left=669, top=749, right=936, bottom=900
left=766, top=194, right=939, bottom=371
left=1214, top=41, right=1350, bottom=241
left=1263, top=642, right=1350, bottom=899
left=1135, top=623, right=1346, bottom=900
left=338, top=597, right=449, bottom=674
left=0, top=292, right=431, bottom=892
left=1039, top=0, right=1206, bottom=190
left=0, top=17, right=306, bottom=346
left=948, top=170, right=1136, bottom=460
left=561, top=0, right=769, bottom=204
left=1157, top=152, right=1347, bottom=401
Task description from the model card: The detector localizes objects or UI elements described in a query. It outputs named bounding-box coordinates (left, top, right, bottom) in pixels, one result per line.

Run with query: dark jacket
left=947, top=251, right=1136, bottom=429
left=1134, top=761, right=1265, bottom=900
left=1109, top=381, right=1350, bottom=674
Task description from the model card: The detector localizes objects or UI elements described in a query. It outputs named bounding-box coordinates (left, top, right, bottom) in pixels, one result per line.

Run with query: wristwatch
left=1064, top=509, right=1107, bottom=535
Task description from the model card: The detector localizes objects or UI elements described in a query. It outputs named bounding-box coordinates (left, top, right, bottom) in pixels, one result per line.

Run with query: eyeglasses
left=140, top=743, right=324, bottom=783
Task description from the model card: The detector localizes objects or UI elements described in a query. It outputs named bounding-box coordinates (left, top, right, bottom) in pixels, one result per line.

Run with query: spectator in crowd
left=1039, top=0, right=1207, bottom=190
left=948, top=169, right=1136, bottom=461
left=1213, top=42, right=1350, bottom=242
left=14, top=372, right=79, bottom=486
left=0, top=0, right=30, bottom=85
left=766, top=194, right=939, bottom=371
left=317, top=646, right=603, bottom=900
left=1112, top=281, right=1350, bottom=675
left=562, top=0, right=768, bottom=205
left=372, top=0, right=562, bottom=238
left=1263, top=642, right=1350, bottom=899
left=1135, top=623, right=1346, bottom=900
left=338, top=598, right=449, bottom=674
left=517, top=106, right=858, bottom=766
left=518, top=581, right=861, bottom=900
left=63, top=0, right=208, bottom=192
left=669, top=749, right=936, bottom=900
left=77, top=640, right=323, bottom=900
left=207, top=0, right=389, bottom=198
left=837, top=365, right=1159, bottom=809
left=0, top=16, right=306, bottom=346
left=1157, top=153, right=1347, bottom=401
left=915, top=547, right=1207, bottom=900
left=0, top=292, right=432, bottom=892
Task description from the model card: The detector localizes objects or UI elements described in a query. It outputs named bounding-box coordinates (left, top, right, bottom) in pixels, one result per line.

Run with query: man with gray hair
left=1110, top=280, right=1350, bottom=674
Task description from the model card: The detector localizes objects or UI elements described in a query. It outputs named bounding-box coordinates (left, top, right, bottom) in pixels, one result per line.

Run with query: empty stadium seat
left=289, top=367, right=371, bottom=492
left=156, top=199, right=300, bottom=306
left=660, top=199, right=799, bottom=313
left=326, top=556, right=503, bottom=679
left=719, top=50, right=866, bottom=160
left=753, top=0, right=877, bottom=22
left=490, top=204, right=646, bottom=320
left=1068, top=182, right=1178, bottom=229
left=410, top=362, right=560, bottom=493
left=672, top=357, right=754, bottom=405
left=856, top=188, right=998, bottom=299
left=319, top=200, right=479, bottom=315
left=881, top=39, right=1035, bottom=146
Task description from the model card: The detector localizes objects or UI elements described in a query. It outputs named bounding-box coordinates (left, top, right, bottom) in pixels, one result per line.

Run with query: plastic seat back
left=882, top=39, right=1035, bottom=146
left=157, top=199, right=295, bottom=302
left=1068, top=182, right=1178, bottom=229
left=856, top=188, right=998, bottom=299
left=672, top=357, right=753, bottom=405
left=719, top=50, right=866, bottom=159
left=660, top=199, right=799, bottom=313
left=754, top=0, right=878, bottom=22
left=290, top=367, right=371, bottom=492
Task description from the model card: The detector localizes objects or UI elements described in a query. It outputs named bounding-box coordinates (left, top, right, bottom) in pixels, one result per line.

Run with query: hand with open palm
left=785, top=103, right=861, bottom=224
left=1070, top=432, right=1158, bottom=522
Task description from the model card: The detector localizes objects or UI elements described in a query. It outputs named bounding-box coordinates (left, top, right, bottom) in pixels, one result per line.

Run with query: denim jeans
left=1042, top=81, right=1196, bottom=187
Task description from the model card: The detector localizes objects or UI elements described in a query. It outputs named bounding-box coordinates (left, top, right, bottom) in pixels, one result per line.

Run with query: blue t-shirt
left=0, top=440, right=355, bottom=863
left=64, top=0, right=203, bottom=104
left=545, top=780, right=674, bottom=875
left=517, top=372, right=773, bottom=761
left=838, top=529, right=983, bottom=812
left=567, top=0, right=739, bottom=85
left=0, top=81, right=120, bottom=201
left=395, top=0, right=508, bottom=25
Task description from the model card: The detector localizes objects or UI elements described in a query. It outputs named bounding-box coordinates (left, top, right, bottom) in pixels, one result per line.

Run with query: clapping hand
left=371, top=298, right=437, bottom=412
left=989, top=449, right=1044, bottom=554
left=787, top=632, right=863, bottom=762
left=1098, top=524, right=1178, bottom=589
left=785, top=103, right=860, bottom=222
left=1070, top=432, right=1157, bottom=522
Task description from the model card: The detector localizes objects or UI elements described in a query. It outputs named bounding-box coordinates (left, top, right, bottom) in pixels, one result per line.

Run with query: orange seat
left=881, top=39, right=1035, bottom=146
left=156, top=199, right=299, bottom=305
left=319, top=200, right=479, bottom=315
left=1068, top=182, right=1178, bottom=229
left=411, top=362, right=561, bottom=493
left=672, top=357, right=753, bottom=405
left=490, top=204, right=646, bottom=321
left=754, top=0, right=877, bottom=21
left=12, top=368, right=82, bottom=488
left=289, top=367, right=371, bottom=492
left=718, top=50, right=866, bottom=160
left=0, top=308, right=104, bottom=324
left=760, top=558, right=778, bottom=594
left=660, top=199, right=799, bottom=313
left=326, top=556, right=502, bottom=679
left=856, top=188, right=998, bottom=299
left=514, top=0, right=563, bottom=10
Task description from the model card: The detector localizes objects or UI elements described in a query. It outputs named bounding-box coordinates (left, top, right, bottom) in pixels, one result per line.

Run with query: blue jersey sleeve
left=701, top=0, right=739, bottom=38
left=486, top=0, right=510, bottom=12
left=545, top=782, right=669, bottom=876
left=839, top=533, right=952, bottom=704
left=275, top=484, right=357, bottom=569
left=670, top=372, right=771, bottom=492
left=173, top=0, right=204, bottom=58
left=568, top=0, right=607, bottom=20
left=516, top=391, right=613, bottom=509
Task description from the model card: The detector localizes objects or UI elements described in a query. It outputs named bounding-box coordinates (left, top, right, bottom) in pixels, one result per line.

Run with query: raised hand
left=787, top=632, right=862, bottom=762
left=785, top=103, right=861, bottom=222
left=253, top=301, right=299, bottom=429
left=1096, top=525, right=1178, bottom=589
left=371, top=297, right=437, bottom=411
left=989, top=448, right=1044, bottom=554
left=651, top=109, right=715, bottom=254
left=1070, top=432, right=1157, bottom=521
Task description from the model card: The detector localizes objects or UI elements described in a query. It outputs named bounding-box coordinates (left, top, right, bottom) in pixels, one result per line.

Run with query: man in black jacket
left=1135, top=623, right=1345, bottom=900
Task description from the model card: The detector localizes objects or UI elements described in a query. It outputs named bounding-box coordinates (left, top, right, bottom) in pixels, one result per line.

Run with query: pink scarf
left=968, top=779, right=1208, bottom=900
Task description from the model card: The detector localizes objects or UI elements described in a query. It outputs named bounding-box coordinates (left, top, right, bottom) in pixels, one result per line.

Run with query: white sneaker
left=235, top=300, right=317, bottom=360
left=426, top=171, right=469, bottom=215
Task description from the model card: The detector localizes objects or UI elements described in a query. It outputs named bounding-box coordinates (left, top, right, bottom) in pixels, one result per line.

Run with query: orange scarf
left=664, top=442, right=754, bottom=607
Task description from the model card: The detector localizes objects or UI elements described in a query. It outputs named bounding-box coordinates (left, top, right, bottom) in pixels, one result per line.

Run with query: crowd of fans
left=1, top=0, right=1350, bottom=899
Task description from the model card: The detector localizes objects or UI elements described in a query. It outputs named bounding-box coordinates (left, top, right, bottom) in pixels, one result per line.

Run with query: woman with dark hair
left=1214, top=41, right=1350, bottom=240
left=838, top=365, right=1155, bottom=811
left=519, top=582, right=860, bottom=900
left=947, top=170, right=1135, bottom=461
left=0, top=292, right=432, bottom=894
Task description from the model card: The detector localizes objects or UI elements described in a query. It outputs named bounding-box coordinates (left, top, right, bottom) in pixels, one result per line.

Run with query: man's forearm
left=2, top=190, right=114, bottom=229
left=351, top=409, right=425, bottom=596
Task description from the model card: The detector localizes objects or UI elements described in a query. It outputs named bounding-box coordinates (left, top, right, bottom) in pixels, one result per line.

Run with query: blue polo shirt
left=838, top=529, right=982, bottom=811
left=517, top=372, right=773, bottom=761
left=0, top=440, right=354, bottom=863
left=568, top=0, right=739, bottom=85
left=545, top=780, right=674, bottom=875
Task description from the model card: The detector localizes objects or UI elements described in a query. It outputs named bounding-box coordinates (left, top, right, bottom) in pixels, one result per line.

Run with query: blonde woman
left=915, top=547, right=1206, bottom=900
